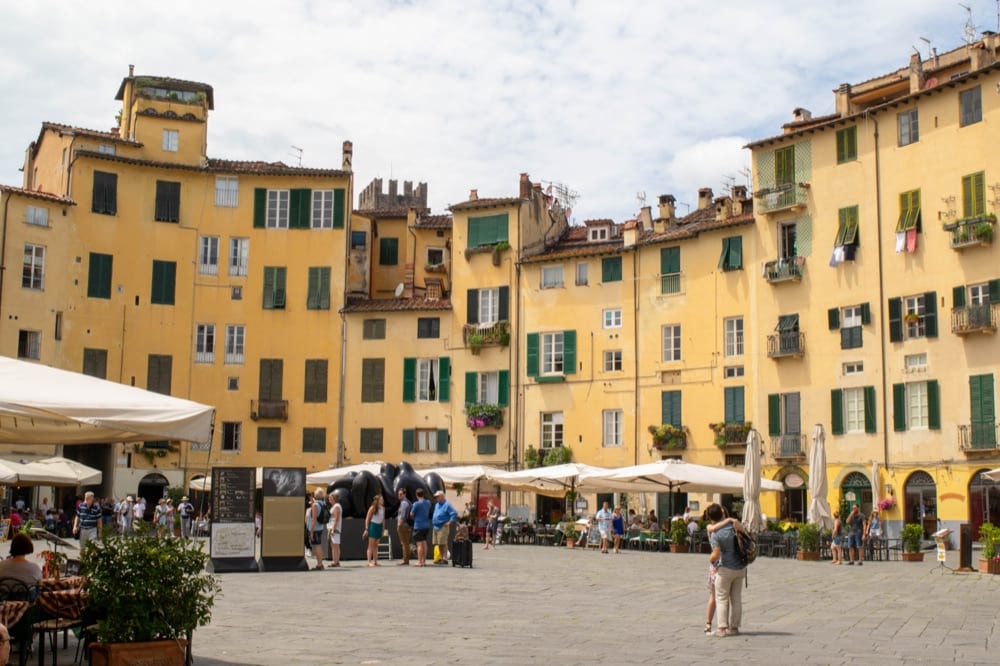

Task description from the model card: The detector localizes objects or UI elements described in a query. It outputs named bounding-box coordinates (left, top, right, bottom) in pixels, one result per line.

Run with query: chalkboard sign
left=211, top=467, right=255, bottom=523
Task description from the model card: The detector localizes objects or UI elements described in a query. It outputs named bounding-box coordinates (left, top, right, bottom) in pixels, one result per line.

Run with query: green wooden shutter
left=962, top=172, right=985, bottom=217
left=601, top=257, right=622, bottom=282
left=438, top=357, right=450, bottom=402
left=274, top=267, right=286, bottom=308
left=402, top=358, right=416, bottom=402
left=498, top=370, right=509, bottom=407
left=860, top=302, right=871, bottom=325
left=661, top=391, right=682, bottom=427
left=775, top=146, right=795, bottom=185
left=923, top=291, right=937, bottom=338
left=319, top=268, right=330, bottom=309
left=526, top=333, right=539, bottom=377
left=253, top=188, right=267, bottom=228
left=306, top=267, right=330, bottom=309
left=717, top=238, right=730, bottom=269
left=562, top=330, right=577, bottom=375
left=724, top=386, right=744, bottom=424
left=729, top=237, right=743, bottom=269
left=288, top=189, right=310, bottom=228
left=437, top=429, right=449, bottom=453
left=888, top=298, right=903, bottom=342
left=661, top=247, right=680, bottom=274
left=307, top=267, right=319, bottom=309
left=768, top=394, right=781, bottom=436
left=893, top=383, right=906, bottom=432
left=402, top=429, right=415, bottom=453
left=831, top=389, right=844, bottom=435
left=970, top=374, right=996, bottom=444
left=263, top=267, right=275, bottom=308
left=333, top=188, right=346, bottom=228
left=499, top=286, right=509, bottom=321
left=466, top=289, right=479, bottom=325
left=990, top=279, right=1000, bottom=304
left=465, top=372, right=477, bottom=404
left=151, top=260, right=176, bottom=305
left=467, top=219, right=480, bottom=248
left=864, top=386, right=877, bottom=433
left=953, top=286, right=966, bottom=308
left=927, top=380, right=941, bottom=430
left=828, top=308, right=840, bottom=330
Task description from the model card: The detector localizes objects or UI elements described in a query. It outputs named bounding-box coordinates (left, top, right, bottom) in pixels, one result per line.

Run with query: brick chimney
left=519, top=173, right=531, bottom=199
left=638, top=206, right=652, bottom=230
left=622, top=220, right=638, bottom=248
left=469, top=189, right=478, bottom=201
left=403, top=263, right=414, bottom=299
left=697, top=188, right=714, bottom=210
left=657, top=194, right=676, bottom=222
left=835, top=84, right=854, bottom=117
left=731, top=185, right=748, bottom=216
left=908, top=51, right=925, bottom=94
left=342, top=141, right=353, bottom=170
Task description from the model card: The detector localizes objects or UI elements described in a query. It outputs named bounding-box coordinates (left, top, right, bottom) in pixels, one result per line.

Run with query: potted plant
left=492, top=241, right=511, bottom=266
left=669, top=519, right=689, bottom=553
left=82, top=523, right=220, bottom=665
left=901, top=523, right=924, bottom=561
left=467, top=332, right=486, bottom=354
left=648, top=424, right=689, bottom=450
left=524, top=446, right=540, bottom=469
left=975, top=221, right=994, bottom=245
left=560, top=518, right=578, bottom=548
left=978, top=523, right=1000, bottom=573
left=795, top=522, right=821, bottom=560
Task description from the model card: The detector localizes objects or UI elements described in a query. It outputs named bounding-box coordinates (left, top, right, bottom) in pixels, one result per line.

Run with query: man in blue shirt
left=431, top=490, right=458, bottom=564
left=410, top=489, right=432, bottom=566
left=76, top=491, right=102, bottom=549
left=707, top=503, right=747, bottom=637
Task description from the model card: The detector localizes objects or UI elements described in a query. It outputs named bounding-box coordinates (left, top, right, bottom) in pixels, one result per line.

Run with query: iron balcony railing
left=463, top=321, right=511, bottom=348
left=251, top=399, right=288, bottom=421
left=958, top=423, right=1000, bottom=451
left=947, top=217, right=995, bottom=249
left=659, top=272, right=681, bottom=295
left=951, top=303, right=999, bottom=335
left=756, top=184, right=808, bottom=214
left=767, top=332, right=805, bottom=358
left=763, top=256, right=805, bottom=283
left=770, top=434, right=806, bottom=459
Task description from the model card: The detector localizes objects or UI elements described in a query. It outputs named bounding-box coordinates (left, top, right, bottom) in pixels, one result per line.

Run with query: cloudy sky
left=1, top=1, right=993, bottom=221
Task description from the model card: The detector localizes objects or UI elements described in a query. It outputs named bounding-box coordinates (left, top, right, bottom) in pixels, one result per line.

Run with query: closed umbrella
left=807, top=424, right=833, bottom=530
left=742, top=429, right=765, bottom=534
left=871, top=461, right=881, bottom=508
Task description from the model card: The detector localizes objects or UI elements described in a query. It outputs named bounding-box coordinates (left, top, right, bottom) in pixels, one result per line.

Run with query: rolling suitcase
left=451, top=539, right=473, bottom=568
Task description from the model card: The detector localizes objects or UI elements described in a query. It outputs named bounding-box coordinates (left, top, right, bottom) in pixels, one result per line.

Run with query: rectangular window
left=417, top=318, right=440, bottom=339
left=351, top=231, right=367, bottom=249
left=379, top=238, right=399, bottom=265
left=907, top=382, right=929, bottom=429
left=311, top=190, right=334, bottom=228
left=474, top=371, right=502, bottom=404
left=262, top=266, right=287, bottom=309
left=97, top=143, right=115, bottom=155
left=718, top=236, right=743, bottom=271
left=304, top=359, right=328, bottom=403
left=475, top=287, right=499, bottom=325
left=724, top=317, right=744, bottom=357
left=661, top=390, right=682, bottom=427
left=898, top=109, right=919, bottom=146
left=224, top=325, right=245, bottom=364
left=576, top=262, right=588, bottom=286
left=363, top=319, right=386, bottom=339
left=661, top=324, right=681, bottom=362
left=91, top=171, right=117, bottom=215
left=154, top=180, right=181, bottom=222
left=477, top=434, right=497, bottom=456
left=603, top=308, right=622, bottom=329
left=835, top=206, right=860, bottom=246
left=541, top=332, right=565, bottom=374
left=360, top=428, right=384, bottom=453
left=724, top=366, right=744, bottom=378
left=258, top=359, right=283, bottom=400
left=17, top=330, right=40, bottom=360
left=905, top=294, right=927, bottom=338
left=660, top=246, right=681, bottom=294
left=82, top=348, right=108, bottom=378
left=415, top=429, right=439, bottom=452
left=228, top=238, right=249, bottom=277
left=162, top=129, right=179, bottom=152
left=840, top=305, right=863, bottom=349
left=969, top=282, right=990, bottom=306
left=775, top=146, right=795, bottom=186
left=843, top=361, right=864, bottom=375
left=601, top=256, right=622, bottom=282
left=227, top=377, right=239, bottom=391
left=147, top=354, right=172, bottom=395
left=266, top=190, right=289, bottom=228
left=778, top=221, right=798, bottom=259
left=427, top=248, right=445, bottom=266
left=417, top=358, right=440, bottom=402
left=603, top=410, right=623, bottom=447
left=22, top=244, right=45, bottom=290
left=221, top=422, right=241, bottom=452
left=306, top=267, right=331, bottom=310
left=836, top=126, right=857, bottom=163
left=199, top=236, right=219, bottom=275
left=844, top=387, right=865, bottom=433
left=960, top=86, right=982, bottom=127
left=302, top=427, right=326, bottom=453
left=541, top=412, right=563, bottom=448
left=150, top=260, right=176, bottom=305
left=896, top=190, right=921, bottom=232
left=25, top=206, right=48, bottom=227
left=904, top=353, right=927, bottom=373
left=724, top=386, right=745, bottom=424
left=603, top=350, right=623, bottom=372
left=215, top=176, right=239, bottom=207
left=962, top=172, right=986, bottom=218
left=590, top=227, right=609, bottom=241
left=54, top=311, right=62, bottom=341
left=361, top=358, right=385, bottom=403
left=467, top=213, right=509, bottom=248
left=256, top=427, right=281, bottom=452
left=541, top=265, right=563, bottom=288
left=195, top=324, right=215, bottom=363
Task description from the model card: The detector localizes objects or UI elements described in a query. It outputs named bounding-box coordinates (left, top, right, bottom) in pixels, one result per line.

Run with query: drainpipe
left=869, top=114, right=890, bottom=469
left=0, top=192, right=10, bottom=325
left=632, top=245, right=641, bottom=465
left=336, top=312, right=348, bottom=467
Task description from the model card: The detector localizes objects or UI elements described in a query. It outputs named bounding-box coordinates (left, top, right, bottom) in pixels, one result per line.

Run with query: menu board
left=211, top=467, right=255, bottom=523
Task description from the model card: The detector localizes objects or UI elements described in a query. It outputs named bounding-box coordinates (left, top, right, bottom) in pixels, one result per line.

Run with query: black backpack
left=735, top=529, right=757, bottom=566
left=316, top=501, right=331, bottom=525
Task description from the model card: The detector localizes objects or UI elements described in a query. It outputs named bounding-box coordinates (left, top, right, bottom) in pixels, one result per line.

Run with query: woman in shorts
left=831, top=510, right=844, bottom=565
left=365, top=495, right=385, bottom=567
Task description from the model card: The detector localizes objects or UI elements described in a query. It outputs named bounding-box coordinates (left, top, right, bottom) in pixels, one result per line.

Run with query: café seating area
left=0, top=572, right=89, bottom=666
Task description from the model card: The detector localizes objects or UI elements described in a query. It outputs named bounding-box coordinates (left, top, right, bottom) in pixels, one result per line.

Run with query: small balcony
left=251, top=399, right=288, bottom=421
left=946, top=216, right=995, bottom=250
left=466, top=404, right=504, bottom=430
left=958, top=423, right=1000, bottom=451
left=763, top=256, right=805, bottom=284
left=756, top=184, right=808, bottom=214
left=952, top=303, right=999, bottom=336
left=463, top=320, right=510, bottom=353
left=767, top=332, right=805, bottom=358
left=770, top=434, right=806, bottom=460
left=710, top=422, right=752, bottom=448
left=659, top=272, right=682, bottom=295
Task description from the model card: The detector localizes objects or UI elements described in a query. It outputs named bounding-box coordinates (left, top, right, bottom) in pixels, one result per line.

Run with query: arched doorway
left=969, top=469, right=1000, bottom=540
left=137, top=473, right=169, bottom=521
left=840, top=471, right=872, bottom=517
left=904, top=470, right=937, bottom=537
left=777, top=467, right=807, bottom=523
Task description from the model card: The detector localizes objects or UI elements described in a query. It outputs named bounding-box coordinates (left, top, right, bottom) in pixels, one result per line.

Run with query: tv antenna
left=919, top=36, right=932, bottom=60
left=636, top=191, right=647, bottom=208
left=542, top=180, right=580, bottom=210
left=290, top=145, right=303, bottom=167
left=959, top=3, right=977, bottom=43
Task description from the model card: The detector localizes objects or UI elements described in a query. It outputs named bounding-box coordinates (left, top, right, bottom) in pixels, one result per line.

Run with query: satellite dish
left=924, top=77, right=939, bottom=89
left=394, top=283, right=404, bottom=297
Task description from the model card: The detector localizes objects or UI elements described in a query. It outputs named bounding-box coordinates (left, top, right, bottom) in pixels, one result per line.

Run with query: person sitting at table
left=0, top=533, right=43, bottom=586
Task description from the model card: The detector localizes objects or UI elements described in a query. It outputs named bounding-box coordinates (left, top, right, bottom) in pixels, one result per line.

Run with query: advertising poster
left=209, top=466, right=259, bottom=572
left=261, top=467, right=308, bottom=571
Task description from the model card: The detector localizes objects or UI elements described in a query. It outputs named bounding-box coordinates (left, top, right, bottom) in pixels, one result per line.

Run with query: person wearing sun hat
left=178, top=495, right=195, bottom=538
left=431, top=490, right=458, bottom=564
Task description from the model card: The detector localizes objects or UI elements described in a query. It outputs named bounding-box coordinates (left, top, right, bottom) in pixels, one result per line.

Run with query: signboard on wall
left=209, top=466, right=259, bottom=573
left=260, top=467, right=307, bottom=571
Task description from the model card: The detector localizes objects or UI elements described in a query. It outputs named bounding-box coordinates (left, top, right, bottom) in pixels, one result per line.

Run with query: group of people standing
left=830, top=504, right=882, bottom=565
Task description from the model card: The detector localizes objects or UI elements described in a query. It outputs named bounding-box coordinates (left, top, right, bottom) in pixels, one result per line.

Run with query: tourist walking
left=365, top=495, right=385, bottom=567
left=846, top=504, right=866, bottom=565
left=707, top=502, right=747, bottom=637
left=431, top=490, right=458, bottom=564
left=396, top=489, right=412, bottom=565
left=178, top=496, right=195, bottom=538
left=410, top=489, right=432, bottom=566
left=484, top=501, right=500, bottom=550
left=595, top=501, right=613, bottom=554
left=611, top=506, right=625, bottom=553
left=75, top=491, right=102, bottom=548
left=831, top=511, right=843, bottom=565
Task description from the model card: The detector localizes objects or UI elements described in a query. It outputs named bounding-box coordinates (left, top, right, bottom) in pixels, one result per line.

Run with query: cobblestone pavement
left=182, top=545, right=998, bottom=666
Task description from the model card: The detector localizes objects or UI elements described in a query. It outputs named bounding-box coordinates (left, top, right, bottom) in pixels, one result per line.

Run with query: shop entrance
left=904, top=470, right=937, bottom=537
left=840, top=471, right=872, bottom=517
left=969, top=469, right=1000, bottom=540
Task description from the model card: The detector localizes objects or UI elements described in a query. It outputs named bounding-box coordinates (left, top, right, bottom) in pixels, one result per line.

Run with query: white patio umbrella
left=488, top=463, right=609, bottom=498
left=741, top=430, right=765, bottom=533
left=19, top=456, right=102, bottom=485
left=418, top=464, right=507, bottom=486
left=871, top=461, right=882, bottom=508
left=582, top=459, right=783, bottom=495
left=305, top=462, right=385, bottom=486
left=807, top=424, right=834, bottom=529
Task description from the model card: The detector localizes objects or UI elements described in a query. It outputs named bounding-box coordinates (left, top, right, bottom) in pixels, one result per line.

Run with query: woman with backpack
left=306, top=489, right=328, bottom=570
left=706, top=503, right=747, bottom=637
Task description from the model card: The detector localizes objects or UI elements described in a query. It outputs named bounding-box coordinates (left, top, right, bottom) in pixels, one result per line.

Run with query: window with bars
left=304, top=359, right=328, bottom=403
left=195, top=324, right=215, bottom=363
left=302, top=427, right=326, bottom=453
left=360, top=428, right=384, bottom=453
left=22, top=244, right=44, bottom=290
left=199, top=236, right=219, bottom=275
left=215, top=176, right=239, bottom=207
left=361, top=358, right=385, bottom=403
left=154, top=180, right=181, bottom=222
left=257, top=427, right=281, bottom=452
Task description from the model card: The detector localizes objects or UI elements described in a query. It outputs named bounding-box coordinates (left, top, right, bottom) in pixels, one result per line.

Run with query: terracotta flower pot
left=901, top=551, right=924, bottom=562
left=669, top=544, right=689, bottom=553
left=797, top=550, right=821, bottom=561
left=91, top=639, right=187, bottom=666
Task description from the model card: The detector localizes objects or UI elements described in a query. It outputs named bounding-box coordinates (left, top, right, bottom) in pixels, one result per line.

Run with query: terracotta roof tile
left=0, top=185, right=75, bottom=205
left=448, top=197, right=521, bottom=212
left=73, top=150, right=350, bottom=177
left=413, top=214, right=452, bottom=229
left=41, top=122, right=141, bottom=145
left=583, top=218, right=614, bottom=226
left=341, top=297, right=452, bottom=314
left=354, top=207, right=410, bottom=219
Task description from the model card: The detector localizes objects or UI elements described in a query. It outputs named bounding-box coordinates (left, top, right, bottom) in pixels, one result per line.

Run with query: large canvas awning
left=0, top=357, right=214, bottom=445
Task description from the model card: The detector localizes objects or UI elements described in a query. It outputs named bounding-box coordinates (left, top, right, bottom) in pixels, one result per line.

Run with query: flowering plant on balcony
left=648, top=424, right=688, bottom=450
left=708, top=421, right=752, bottom=448
left=466, top=403, right=503, bottom=429
left=877, top=496, right=896, bottom=511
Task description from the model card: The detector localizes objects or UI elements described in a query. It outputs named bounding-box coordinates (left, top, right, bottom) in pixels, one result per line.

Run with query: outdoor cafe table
left=36, top=576, right=86, bottom=620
